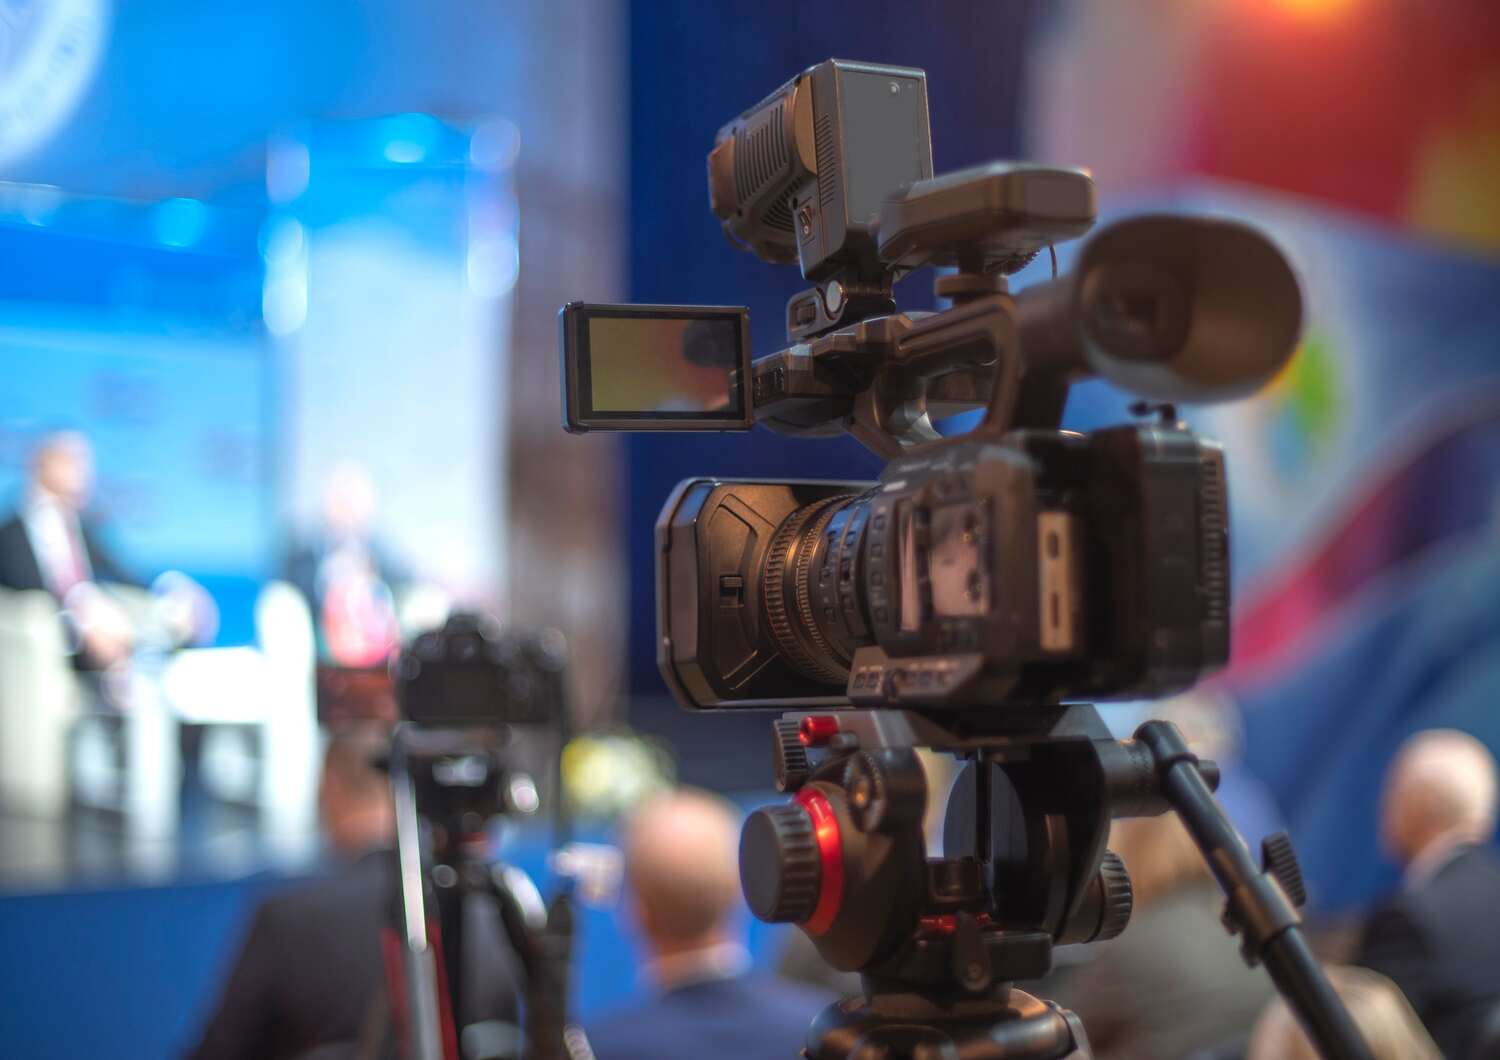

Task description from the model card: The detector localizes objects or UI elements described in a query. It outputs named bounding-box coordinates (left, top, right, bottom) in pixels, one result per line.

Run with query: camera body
left=659, top=422, right=1227, bottom=711
left=395, top=614, right=567, bottom=728
left=561, top=58, right=1300, bottom=716
left=391, top=614, right=567, bottom=824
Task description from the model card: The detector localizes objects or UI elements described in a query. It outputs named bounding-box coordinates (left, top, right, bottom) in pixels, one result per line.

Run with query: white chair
left=0, top=580, right=320, bottom=861
left=159, top=580, right=320, bottom=861
left=0, top=588, right=85, bottom=816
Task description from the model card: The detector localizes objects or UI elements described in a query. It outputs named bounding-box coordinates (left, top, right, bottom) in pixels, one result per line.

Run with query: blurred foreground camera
left=396, top=613, right=568, bottom=728
left=385, top=614, right=579, bottom=1060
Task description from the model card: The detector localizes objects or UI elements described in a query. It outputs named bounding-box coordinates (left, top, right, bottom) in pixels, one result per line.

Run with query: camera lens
left=761, top=490, right=878, bottom=684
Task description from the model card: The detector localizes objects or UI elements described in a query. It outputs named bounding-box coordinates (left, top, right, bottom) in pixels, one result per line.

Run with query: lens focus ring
left=762, top=496, right=852, bottom=684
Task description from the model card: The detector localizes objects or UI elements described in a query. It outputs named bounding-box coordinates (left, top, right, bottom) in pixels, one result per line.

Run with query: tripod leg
left=482, top=863, right=579, bottom=1060
left=1136, top=721, right=1373, bottom=1060
left=389, top=732, right=449, bottom=1060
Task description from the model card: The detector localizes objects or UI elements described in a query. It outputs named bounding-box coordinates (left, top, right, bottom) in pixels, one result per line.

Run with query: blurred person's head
left=318, top=725, right=394, bottom=857
left=1380, top=728, right=1498, bottom=866
left=322, top=461, right=378, bottom=541
left=621, top=788, right=743, bottom=967
left=1110, top=812, right=1208, bottom=907
left=1247, top=965, right=1439, bottom=1060
left=30, top=430, right=94, bottom=510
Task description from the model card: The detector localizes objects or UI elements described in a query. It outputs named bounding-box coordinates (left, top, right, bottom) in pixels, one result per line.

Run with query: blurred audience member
left=586, top=789, right=830, bottom=1060
left=777, top=926, right=862, bottom=999
left=1045, top=813, right=1272, bottom=1060
left=1247, top=965, right=1439, bottom=1060
left=0, top=431, right=138, bottom=670
left=187, top=726, right=519, bottom=1060
left=1356, top=728, right=1500, bottom=1058
left=286, top=461, right=404, bottom=667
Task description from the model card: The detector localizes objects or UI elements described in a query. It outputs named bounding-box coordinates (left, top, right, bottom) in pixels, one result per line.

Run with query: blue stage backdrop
left=0, top=190, right=274, bottom=644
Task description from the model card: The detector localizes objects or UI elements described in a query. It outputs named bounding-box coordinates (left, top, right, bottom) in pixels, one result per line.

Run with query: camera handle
left=1135, top=722, right=1375, bottom=1060
left=841, top=290, right=1022, bottom=460
left=779, top=249, right=1065, bottom=461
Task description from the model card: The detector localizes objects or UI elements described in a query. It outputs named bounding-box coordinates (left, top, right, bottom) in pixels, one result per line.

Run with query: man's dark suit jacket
left=186, top=851, right=520, bottom=1060
left=1356, top=843, right=1500, bottom=1060
left=0, top=512, right=134, bottom=595
left=1043, top=882, right=1272, bottom=1060
left=585, top=973, right=830, bottom=1060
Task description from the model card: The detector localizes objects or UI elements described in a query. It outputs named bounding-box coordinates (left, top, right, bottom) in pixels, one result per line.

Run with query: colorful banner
left=1167, top=185, right=1500, bottom=911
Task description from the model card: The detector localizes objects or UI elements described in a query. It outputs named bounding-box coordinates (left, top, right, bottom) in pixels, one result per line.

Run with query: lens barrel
left=761, top=490, right=879, bottom=685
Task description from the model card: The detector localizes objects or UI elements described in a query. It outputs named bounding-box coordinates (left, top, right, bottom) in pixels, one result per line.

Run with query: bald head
left=622, top=789, right=742, bottom=952
left=1381, top=729, right=1498, bottom=865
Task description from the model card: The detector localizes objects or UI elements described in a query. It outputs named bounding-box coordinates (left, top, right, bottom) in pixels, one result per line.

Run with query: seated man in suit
left=587, top=789, right=831, bottom=1060
left=0, top=431, right=138, bottom=671
left=1356, top=728, right=1500, bottom=1059
left=284, top=462, right=407, bottom=669
left=187, top=726, right=520, bottom=1060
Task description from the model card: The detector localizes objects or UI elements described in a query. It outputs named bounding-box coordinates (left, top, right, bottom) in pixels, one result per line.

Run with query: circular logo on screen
left=0, top=0, right=108, bottom=170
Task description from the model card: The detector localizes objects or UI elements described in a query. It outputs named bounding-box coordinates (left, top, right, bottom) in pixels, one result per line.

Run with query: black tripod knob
left=773, top=719, right=810, bottom=792
left=844, top=748, right=926, bottom=834
left=1096, top=850, right=1134, bottom=941
left=740, top=804, right=819, bottom=923
left=1261, top=831, right=1308, bottom=909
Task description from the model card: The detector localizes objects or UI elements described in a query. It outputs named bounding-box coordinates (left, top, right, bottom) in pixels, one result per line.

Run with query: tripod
left=386, top=725, right=577, bottom=1060
left=740, top=705, right=1374, bottom=1060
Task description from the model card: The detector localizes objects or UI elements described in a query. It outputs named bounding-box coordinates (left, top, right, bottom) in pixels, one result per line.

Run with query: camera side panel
left=656, top=477, right=874, bottom=710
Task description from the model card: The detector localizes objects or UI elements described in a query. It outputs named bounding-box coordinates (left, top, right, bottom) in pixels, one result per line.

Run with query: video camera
left=559, top=59, right=1373, bottom=1060
left=560, top=58, right=1301, bottom=716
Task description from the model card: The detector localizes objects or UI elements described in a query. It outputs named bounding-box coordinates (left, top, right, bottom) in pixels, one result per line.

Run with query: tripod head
left=742, top=706, right=1172, bottom=981
left=740, top=707, right=1369, bottom=1060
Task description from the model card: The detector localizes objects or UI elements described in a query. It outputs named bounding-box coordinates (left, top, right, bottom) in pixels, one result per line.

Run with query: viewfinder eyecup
left=1016, top=214, right=1303, bottom=403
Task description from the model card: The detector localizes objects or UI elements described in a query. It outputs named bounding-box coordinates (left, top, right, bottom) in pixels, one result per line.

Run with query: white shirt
left=21, top=490, right=92, bottom=596
left=644, top=941, right=752, bottom=992
left=1404, top=831, right=1473, bottom=892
